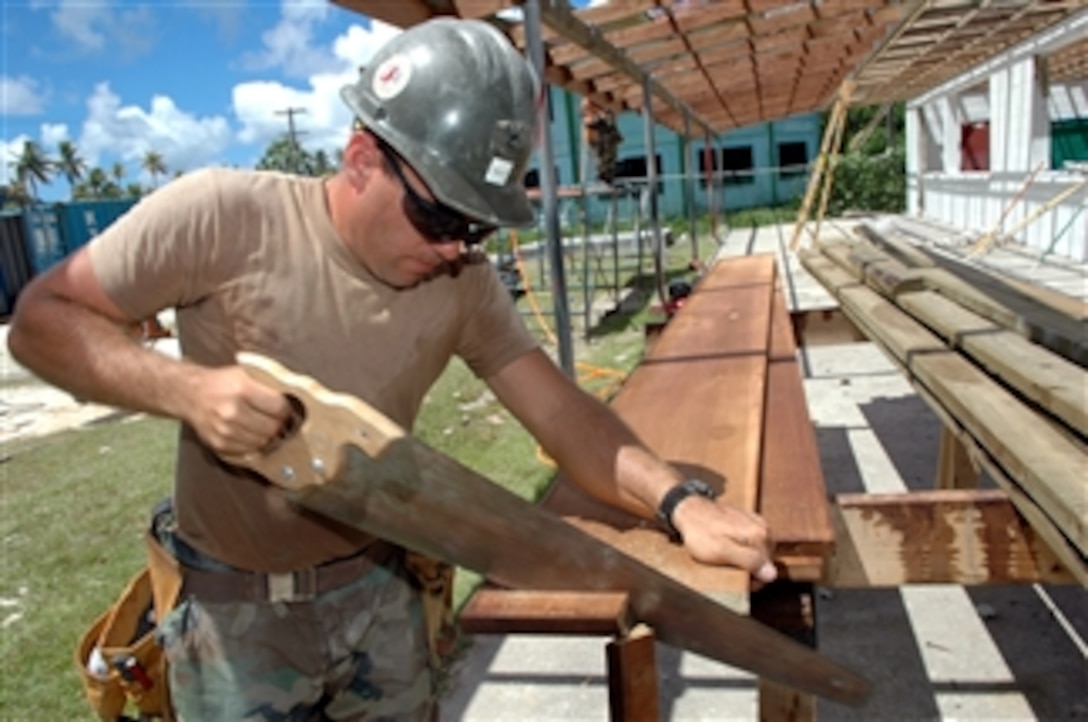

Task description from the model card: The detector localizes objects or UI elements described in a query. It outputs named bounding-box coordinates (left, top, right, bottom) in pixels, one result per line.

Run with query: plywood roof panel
left=332, top=0, right=1087, bottom=137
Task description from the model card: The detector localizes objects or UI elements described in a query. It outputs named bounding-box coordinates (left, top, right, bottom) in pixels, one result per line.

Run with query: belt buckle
left=266, top=567, right=317, bottom=603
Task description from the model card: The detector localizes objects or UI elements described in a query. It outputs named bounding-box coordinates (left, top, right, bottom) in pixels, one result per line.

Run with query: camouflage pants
left=157, top=555, right=433, bottom=721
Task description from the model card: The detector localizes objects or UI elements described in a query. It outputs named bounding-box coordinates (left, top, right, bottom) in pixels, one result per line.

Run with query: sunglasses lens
left=380, top=142, right=496, bottom=246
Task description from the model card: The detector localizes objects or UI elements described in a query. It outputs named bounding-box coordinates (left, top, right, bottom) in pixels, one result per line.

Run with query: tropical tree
left=142, top=150, right=167, bottom=188
left=56, top=140, right=87, bottom=189
left=13, top=140, right=53, bottom=201
left=110, top=161, right=126, bottom=187
left=258, top=135, right=310, bottom=175
left=126, top=182, right=145, bottom=198
left=256, top=136, right=337, bottom=176
left=73, top=167, right=121, bottom=200
left=312, top=149, right=335, bottom=177
left=1, top=180, right=32, bottom=208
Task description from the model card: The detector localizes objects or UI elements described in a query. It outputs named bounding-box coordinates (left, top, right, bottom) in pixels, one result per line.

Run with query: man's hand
left=185, top=366, right=292, bottom=456
left=672, top=496, right=777, bottom=584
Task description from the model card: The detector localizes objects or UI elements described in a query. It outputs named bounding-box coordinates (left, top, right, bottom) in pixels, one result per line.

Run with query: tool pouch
left=75, top=502, right=181, bottom=721
left=403, top=551, right=459, bottom=669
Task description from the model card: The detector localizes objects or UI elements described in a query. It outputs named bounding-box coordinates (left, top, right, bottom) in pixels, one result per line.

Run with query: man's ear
left=344, top=132, right=382, bottom=190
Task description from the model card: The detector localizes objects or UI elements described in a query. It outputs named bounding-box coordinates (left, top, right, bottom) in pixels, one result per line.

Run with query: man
left=9, top=18, right=773, bottom=721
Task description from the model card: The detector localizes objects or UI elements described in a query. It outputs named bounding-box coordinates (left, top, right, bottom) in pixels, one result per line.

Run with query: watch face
left=684, top=478, right=717, bottom=499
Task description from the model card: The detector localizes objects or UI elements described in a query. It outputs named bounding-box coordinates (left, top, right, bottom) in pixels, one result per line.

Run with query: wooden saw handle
left=221, top=352, right=405, bottom=492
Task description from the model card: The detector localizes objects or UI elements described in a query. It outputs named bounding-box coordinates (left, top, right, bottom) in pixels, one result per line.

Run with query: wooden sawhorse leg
left=751, top=582, right=817, bottom=722
left=606, top=623, right=660, bottom=722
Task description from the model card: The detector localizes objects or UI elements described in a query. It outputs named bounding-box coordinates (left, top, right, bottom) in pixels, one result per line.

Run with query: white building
left=905, top=9, right=1088, bottom=260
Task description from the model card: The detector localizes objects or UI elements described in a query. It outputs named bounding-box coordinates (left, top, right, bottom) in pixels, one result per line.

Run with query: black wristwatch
left=656, top=478, right=718, bottom=543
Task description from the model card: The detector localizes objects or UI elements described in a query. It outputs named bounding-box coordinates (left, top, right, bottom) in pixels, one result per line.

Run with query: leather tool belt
left=177, top=540, right=399, bottom=604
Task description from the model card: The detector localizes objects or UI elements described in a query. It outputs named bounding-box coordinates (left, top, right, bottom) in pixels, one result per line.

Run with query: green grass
left=0, top=218, right=741, bottom=720
left=0, top=416, right=177, bottom=720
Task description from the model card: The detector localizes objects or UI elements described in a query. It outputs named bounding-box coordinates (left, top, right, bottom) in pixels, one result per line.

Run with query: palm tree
left=141, top=150, right=167, bottom=188
left=13, top=140, right=53, bottom=201
left=56, top=140, right=87, bottom=189
left=74, top=167, right=113, bottom=200
left=1, top=180, right=32, bottom=208
left=110, top=161, right=126, bottom=187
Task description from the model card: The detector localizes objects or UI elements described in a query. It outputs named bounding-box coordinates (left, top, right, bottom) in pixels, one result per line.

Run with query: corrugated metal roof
left=332, top=1, right=1088, bottom=136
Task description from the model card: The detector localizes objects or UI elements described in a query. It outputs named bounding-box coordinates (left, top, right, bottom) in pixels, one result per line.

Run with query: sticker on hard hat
left=373, top=54, right=411, bottom=101
left=484, top=157, right=514, bottom=186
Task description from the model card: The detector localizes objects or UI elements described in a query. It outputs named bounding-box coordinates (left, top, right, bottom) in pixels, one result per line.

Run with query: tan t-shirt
left=89, top=167, right=538, bottom=572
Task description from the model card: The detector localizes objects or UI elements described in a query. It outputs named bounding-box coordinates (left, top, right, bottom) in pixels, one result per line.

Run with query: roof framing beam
left=516, top=0, right=715, bottom=138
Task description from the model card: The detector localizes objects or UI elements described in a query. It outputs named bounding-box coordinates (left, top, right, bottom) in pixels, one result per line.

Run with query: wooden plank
left=543, top=255, right=778, bottom=601
left=936, top=426, right=980, bottom=490
left=797, top=249, right=863, bottom=296
left=759, top=290, right=834, bottom=580
left=828, top=490, right=1075, bottom=587
left=898, top=290, right=1087, bottom=437
left=918, top=265, right=1088, bottom=366
left=856, top=223, right=938, bottom=269
left=331, top=0, right=435, bottom=28
left=911, top=352, right=1087, bottom=556
left=909, top=383, right=1088, bottom=587
left=837, top=284, right=947, bottom=361
left=459, top=589, right=630, bottom=636
left=606, top=625, right=660, bottom=722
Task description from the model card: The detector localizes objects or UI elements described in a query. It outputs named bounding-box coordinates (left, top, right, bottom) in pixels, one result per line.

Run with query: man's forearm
left=537, top=390, right=682, bottom=519
left=9, top=292, right=199, bottom=423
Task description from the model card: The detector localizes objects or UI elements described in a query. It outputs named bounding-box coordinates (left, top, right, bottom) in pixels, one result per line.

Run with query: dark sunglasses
left=374, top=140, right=496, bottom=246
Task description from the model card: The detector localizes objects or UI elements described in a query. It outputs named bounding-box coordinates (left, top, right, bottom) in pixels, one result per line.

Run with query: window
left=778, top=141, right=808, bottom=179
left=961, top=122, right=990, bottom=171
left=522, top=166, right=559, bottom=189
left=721, top=146, right=754, bottom=185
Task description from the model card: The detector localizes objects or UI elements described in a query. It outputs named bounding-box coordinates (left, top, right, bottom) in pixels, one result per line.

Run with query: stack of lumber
left=799, top=222, right=1086, bottom=586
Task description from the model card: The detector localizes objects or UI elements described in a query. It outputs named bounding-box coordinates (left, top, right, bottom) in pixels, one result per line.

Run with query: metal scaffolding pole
left=524, top=0, right=573, bottom=376
left=643, top=78, right=666, bottom=309
left=684, top=111, right=698, bottom=260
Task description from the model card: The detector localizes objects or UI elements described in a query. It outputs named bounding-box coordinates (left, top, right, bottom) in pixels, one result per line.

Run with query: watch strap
left=656, top=478, right=718, bottom=543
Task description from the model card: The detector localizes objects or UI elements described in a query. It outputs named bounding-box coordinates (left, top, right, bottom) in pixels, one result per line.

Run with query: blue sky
left=1, top=1, right=594, bottom=200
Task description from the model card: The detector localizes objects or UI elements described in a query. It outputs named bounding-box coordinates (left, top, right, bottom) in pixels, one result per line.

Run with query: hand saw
left=225, top=352, right=871, bottom=706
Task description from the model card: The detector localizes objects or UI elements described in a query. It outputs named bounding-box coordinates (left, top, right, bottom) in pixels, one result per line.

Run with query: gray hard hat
left=341, top=18, right=539, bottom=227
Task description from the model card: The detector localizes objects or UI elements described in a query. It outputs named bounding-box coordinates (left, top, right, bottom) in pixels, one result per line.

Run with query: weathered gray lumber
left=898, top=290, right=1087, bottom=436
left=857, top=222, right=1088, bottom=365
left=827, top=284, right=1086, bottom=557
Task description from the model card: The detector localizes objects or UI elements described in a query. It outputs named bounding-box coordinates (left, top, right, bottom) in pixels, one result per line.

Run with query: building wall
left=531, top=86, right=822, bottom=227
left=905, top=10, right=1088, bottom=260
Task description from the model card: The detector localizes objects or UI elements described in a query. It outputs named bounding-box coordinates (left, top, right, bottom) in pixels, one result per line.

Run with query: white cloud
left=78, top=83, right=232, bottom=179
left=49, top=0, right=110, bottom=52
left=1, top=76, right=47, bottom=115
left=332, top=22, right=401, bottom=69
left=1, top=135, right=32, bottom=184
left=232, top=20, right=401, bottom=158
left=41, top=0, right=155, bottom=59
left=41, top=123, right=69, bottom=148
left=240, top=0, right=339, bottom=79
